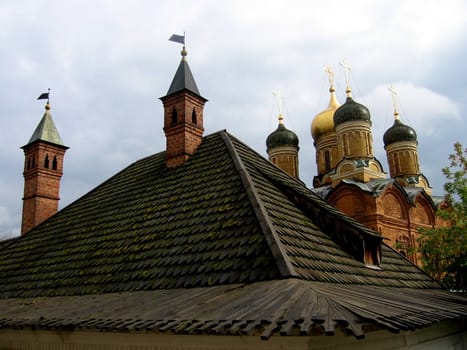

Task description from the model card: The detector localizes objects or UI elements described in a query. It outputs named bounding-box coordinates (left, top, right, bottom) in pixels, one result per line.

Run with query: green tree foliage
left=418, top=142, right=467, bottom=291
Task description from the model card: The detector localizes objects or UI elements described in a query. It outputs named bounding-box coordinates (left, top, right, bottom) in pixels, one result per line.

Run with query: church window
left=395, top=235, right=410, bottom=259
left=171, top=107, right=178, bottom=126
left=324, top=150, right=331, bottom=171
left=192, top=108, right=197, bottom=124
left=44, top=155, right=50, bottom=169
left=395, top=154, right=401, bottom=174
left=52, top=156, right=58, bottom=170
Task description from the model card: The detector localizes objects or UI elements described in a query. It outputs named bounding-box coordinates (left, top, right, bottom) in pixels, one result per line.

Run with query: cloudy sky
left=1, top=0, right=466, bottom=238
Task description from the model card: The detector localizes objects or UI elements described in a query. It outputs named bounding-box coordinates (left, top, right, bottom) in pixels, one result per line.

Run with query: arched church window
left=171, top=107, right=178, bottom=126
left=324, top=150, right=331, bottom=171
left=44, top=155, right=50, bottom=169
left=52, top=156, right=58, bottom=170
left=192, top=108, right=197, bottom=124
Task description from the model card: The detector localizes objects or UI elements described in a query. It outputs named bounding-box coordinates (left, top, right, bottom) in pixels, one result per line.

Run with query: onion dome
left=383, top=113, right=417, bottom=146
left=266, top=115, right=299, bottom=151
left=334, top=89, right=371, bottom=126
left=311, top=86, right=340, bottom=140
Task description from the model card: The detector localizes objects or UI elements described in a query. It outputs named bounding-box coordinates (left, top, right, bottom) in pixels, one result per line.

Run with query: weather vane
left=169, top=32, right=187, bottom=58
left=388, top=85, right=400, bottom=119
left=37, top=88, right=51, bottom=104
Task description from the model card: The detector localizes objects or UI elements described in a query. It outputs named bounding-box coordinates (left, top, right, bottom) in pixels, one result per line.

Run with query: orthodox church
left=266, top=69, right=445, bottom=265
left=0, top=46, right=465, bottom=349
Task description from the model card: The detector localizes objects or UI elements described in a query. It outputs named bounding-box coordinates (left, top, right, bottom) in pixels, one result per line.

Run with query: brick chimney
left=160, top=46, right=207, bottom=168
left=21, top=102, right=68, bottom=234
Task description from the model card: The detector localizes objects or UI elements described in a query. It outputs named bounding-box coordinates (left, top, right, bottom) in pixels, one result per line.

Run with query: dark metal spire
left=166, top=48, right=201, bottom=96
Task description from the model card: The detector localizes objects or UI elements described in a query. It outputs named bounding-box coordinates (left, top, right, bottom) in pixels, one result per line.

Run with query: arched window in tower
left=192, top=108, right=197, bottom=124
left=171, top=107, right=178, bottom=126
left=395, top=154, right=401, bottom=175
left=52, top=156, right=58, bottom=170
left=44, top=155, right=50, bottom=169
left=324, top=150, right=331, bottom=171
left=343, top=134, right=349, bottom=157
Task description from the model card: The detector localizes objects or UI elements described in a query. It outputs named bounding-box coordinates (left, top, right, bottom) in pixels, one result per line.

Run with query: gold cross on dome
left=339, top=60, right=352, bottom=94
left=273, top=89, right=284, bottom=124
left=324, top=66, right=335, bottom=87
left=389, top=84, right=400, bottom=119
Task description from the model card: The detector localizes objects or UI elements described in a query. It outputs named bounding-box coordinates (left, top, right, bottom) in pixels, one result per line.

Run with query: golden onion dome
left=311, top=86, right=340, bottom=140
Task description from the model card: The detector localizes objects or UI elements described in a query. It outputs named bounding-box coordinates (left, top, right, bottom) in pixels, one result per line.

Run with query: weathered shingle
left=0, top=132, right=280, bottom=297
left=0, top=279, right=464, bottom=339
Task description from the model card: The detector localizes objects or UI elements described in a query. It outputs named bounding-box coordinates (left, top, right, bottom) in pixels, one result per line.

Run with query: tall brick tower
left=160, top=45, right=207, bottom=168
left=21, top=100, right=68, bottom=234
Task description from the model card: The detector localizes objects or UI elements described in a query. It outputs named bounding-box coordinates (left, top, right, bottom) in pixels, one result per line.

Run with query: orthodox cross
left=339, top=60, right=352, bottom=95
left=324, top=66, right=335, bottom=87
left=389, top=84, right=400, bottom=120
left=273, top=90, right=284, bottom=124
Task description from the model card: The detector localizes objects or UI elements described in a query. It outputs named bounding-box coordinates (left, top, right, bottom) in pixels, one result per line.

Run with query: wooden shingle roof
left=0, top=130, right=465, bottom=337
left=0, top=279, right=465, bottom=339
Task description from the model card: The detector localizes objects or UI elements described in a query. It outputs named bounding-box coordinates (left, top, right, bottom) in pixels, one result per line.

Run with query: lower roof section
left=0, top=278, right=465, bottom=339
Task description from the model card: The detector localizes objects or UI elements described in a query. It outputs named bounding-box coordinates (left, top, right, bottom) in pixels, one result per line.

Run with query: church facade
left=267, top=69, right=445, bottom=265
left=312, top=77, right=445, bottom=265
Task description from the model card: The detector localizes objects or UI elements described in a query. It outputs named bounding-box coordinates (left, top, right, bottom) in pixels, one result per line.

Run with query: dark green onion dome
left=266, top=123, right=299, bottom=151
left=333, top=96, right=371, bottom=126
left=383, top=118, right=417, bottom=146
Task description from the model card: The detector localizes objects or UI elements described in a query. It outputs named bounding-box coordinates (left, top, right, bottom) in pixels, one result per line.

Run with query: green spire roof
left=166, top=48, right=201, bottom=96
left=26, top=103, right=65, bottom=147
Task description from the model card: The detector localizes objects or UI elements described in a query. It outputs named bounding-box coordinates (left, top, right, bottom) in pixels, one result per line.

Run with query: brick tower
left=266, top=113, right=300, bottom=178
left=383, top=109, right=432, bottom=195
left=21, top=100, right=68, bottom=234
left=160, top=46, right=207, bottom=168
left=329, top=84, right=386, bottom=185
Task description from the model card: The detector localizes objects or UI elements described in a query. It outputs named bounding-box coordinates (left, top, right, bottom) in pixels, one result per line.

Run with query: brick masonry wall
left=21, top=141, right=66, bottom=234
left=327, top=184, right=437, bottom=266
left=161, top=90, right=206, bottom=168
